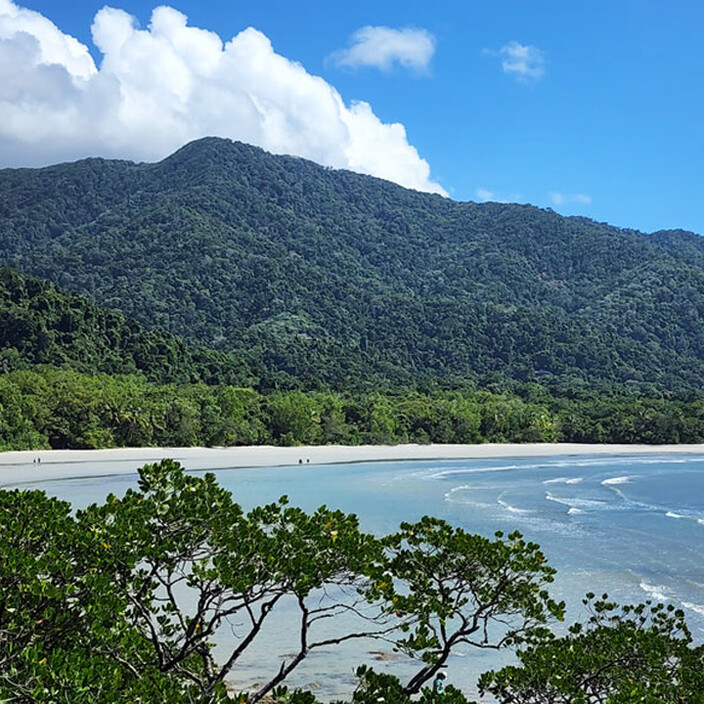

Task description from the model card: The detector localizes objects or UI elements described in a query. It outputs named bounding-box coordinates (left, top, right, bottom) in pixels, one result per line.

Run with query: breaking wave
left=497, top=499, right=531, bottom=514
left=639, top=581, right=670, bottom=601
left=602, top=475, right=634, bottom=485
left=665, top=511, right=704, bottom=526
left=682, top=602, right=704, bottom=616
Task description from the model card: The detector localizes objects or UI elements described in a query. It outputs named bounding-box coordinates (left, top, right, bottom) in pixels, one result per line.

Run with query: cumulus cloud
left=329, top=26, right=435, bottom=73
left=476, top=188, right=494, bottom=202
left=550, top=192, right=592, bottom=206
left=496, top=41, right=545, bottom=81
left=0, top=2, right=445, bottom=194
left=0, top=0, right=96, bottom=78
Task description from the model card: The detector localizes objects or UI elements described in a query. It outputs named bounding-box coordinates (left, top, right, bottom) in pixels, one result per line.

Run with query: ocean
left=13, top=453, right=704, bottom=700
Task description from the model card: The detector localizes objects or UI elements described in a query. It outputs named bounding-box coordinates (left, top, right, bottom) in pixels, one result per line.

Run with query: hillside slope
left=1, top=137, right=703, bottom=390
left=0, top=268, right=253, bottom=385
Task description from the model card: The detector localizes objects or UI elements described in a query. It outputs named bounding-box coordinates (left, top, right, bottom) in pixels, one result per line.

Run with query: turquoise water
left=14, top=453, right=704, bottom=699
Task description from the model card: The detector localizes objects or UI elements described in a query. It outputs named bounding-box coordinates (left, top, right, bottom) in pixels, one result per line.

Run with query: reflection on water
left=11, top=453, right=704, bottom=700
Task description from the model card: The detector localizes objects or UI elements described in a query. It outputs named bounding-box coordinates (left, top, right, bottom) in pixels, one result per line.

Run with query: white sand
left=2, top=442, right=704, bottom=486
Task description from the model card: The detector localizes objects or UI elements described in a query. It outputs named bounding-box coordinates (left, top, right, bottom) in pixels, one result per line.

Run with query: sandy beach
left=2, top=442, right=704, bottom=486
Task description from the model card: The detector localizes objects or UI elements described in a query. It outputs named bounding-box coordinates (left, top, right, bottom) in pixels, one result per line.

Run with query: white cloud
left=0, top=0, right=96, bottom=79
left=0, top=2, right=445, bottom=195
left=475, top=187, right=525, bottom=204
left=476, top=188, right=494, bottom=202
left=550, top=192, right=592, bottom=206
left=497, top=41, right=545, bottom=81
left=329, top=26, right=435, bottom=73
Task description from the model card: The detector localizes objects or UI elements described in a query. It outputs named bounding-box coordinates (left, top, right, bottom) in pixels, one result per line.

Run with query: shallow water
left=13, top=453, right=704, bottom=699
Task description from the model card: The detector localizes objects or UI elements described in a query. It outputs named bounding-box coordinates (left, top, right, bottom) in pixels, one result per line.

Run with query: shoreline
left=2, top=442, right=704, bottom=486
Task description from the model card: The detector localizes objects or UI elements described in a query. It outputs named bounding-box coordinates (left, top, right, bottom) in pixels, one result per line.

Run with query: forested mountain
left=0, top=268, right=253, bottom=385
left=4, top=268, right=704, bottom=451
left=1, top=137, right=704, bottom=391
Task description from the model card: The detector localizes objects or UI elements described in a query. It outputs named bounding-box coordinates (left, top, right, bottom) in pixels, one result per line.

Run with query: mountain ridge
left=1, top=137, right=703, bottom=391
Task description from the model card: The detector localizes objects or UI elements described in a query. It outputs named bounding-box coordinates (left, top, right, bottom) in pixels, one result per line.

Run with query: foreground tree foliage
left=1, top=461, right=700, bottom=703
left=479, top=595, right=704, bottom=704
left=0, top=460, right=563, bottom=702
left=384, top=521, right=562, bottom=694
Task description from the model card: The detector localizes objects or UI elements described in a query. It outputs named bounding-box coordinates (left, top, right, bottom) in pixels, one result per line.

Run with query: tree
left=479, top=594, right=704, bottom=703
left=382, top=518, right=564, bottom=694
left=0, top=460, right=569, bottom=702
left=0, top=484, right=187, bottom=703
left=338, top=665, right=474, bottom=704
left=76, top=459, right=394, bottom=702
left=266, top=392, right=323, bottom=445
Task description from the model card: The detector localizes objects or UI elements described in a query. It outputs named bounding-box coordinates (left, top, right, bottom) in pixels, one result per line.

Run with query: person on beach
left=432, top=671, right=446, bottom=695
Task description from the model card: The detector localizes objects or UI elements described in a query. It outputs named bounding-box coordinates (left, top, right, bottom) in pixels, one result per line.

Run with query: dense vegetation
left=2, top=138, right=704, bottom=391
left=3, top=267, right=702, bottom=451
left=2, top=367, right=704, bottom=451
left=0, top=267, right=253, bottom=385
left=2, top=460, right=701, bottom=703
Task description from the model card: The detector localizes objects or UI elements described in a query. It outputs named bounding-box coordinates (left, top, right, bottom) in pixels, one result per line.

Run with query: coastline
left=2, top=442, right=704, bottom=486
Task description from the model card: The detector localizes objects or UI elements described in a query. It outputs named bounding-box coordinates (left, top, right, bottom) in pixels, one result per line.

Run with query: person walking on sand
left=432, top=671, right=446, bottom=695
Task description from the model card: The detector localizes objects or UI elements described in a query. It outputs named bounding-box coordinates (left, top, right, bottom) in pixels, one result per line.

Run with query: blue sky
left=2, top=0, right=703, bottom=234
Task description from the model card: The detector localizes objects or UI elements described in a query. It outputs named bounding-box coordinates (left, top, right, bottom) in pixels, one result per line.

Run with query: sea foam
left=497, top=499, right=531, bottom=514
left=545, top=493, right=609, bottom=510
left=664, top=511, right=704, bottom=526
left=639, top=581, right=670, bottom=601
left=602, top=475, right=633, bottom=485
